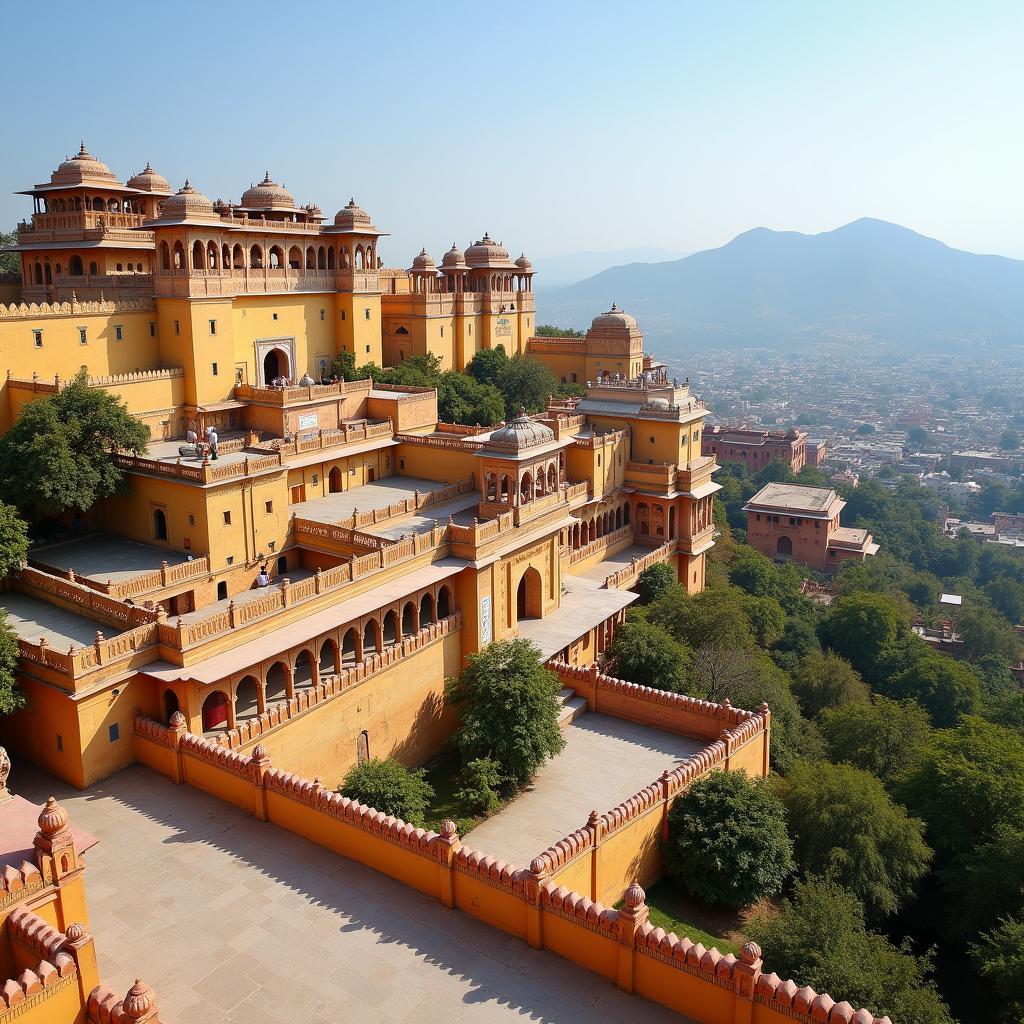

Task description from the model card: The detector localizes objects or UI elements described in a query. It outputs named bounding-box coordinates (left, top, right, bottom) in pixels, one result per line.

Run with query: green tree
left=740, top=594, right=786, bottom=648
left=856, top=422, right=876, bottom=435
left=0, top=369, right=149, bottom=519
left=819, top=592, right=908, bottom=682
left=494, top=355, right=559, bottom=416
left=534, top=324, right=583, bottom=338
left=648, top=586, right=754, bottom=652
left=435, top=371, right=505, bottom=426
left=328, top=349, right=359, bottom=380
left=958, top=605, right=1021, bottom=663
left=663, top=771, right=794, bottom=908
left=908, top=426, right=930, bottom=447
left=790, top=650, right=870, bottom=718
left=0, top=229, right=19, bottom=276
left=636, top=562, right=676, bottom=604
left=446, top=639, right=565, bottom=789
left=777, top=760, right=932, bottom=920
left=465, top=345, right=508, bottom=387
left=0, top=613, right=24, bottom=715
left=884, top=651, right=981, bottom=727
left=604, top=618, right=690, bottom=691
left=970, top=916, right=1024, bottom=1023
left=0, top=503, right=29, bottom=579
left=818, top=697, right=933, bottom=786
left=748, top=878, right=953, bottom=1024
left=1000, top=429, right=1021, bottom=450
left=340, top=758, right=434, bottom=826
left=454, top=757, right=502, bottom=815
left=728, top=547, right=802, bottom=600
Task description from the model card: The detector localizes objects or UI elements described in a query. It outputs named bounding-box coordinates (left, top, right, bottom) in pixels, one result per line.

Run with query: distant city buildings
left=702, top=425, right=807, bottom=473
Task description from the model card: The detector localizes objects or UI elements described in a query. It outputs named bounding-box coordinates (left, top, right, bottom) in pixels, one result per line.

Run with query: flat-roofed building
left=702, top=425, right=807, bottom=474
left=743, top=481, right=879, bottom=572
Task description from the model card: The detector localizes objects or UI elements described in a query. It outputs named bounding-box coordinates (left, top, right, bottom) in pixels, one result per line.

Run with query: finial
left=66, top=922, right=87, bottom=942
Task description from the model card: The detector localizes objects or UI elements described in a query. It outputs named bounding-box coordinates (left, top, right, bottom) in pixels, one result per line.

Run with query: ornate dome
left=37, top=796, right=70, bottom=837
left=50, top=143, right=119, bottom=186
left=485, top=408, right=555, bottom=453
left=241, top=172, right=295, bottom=210
left=441, top=243, right=467, bottom=269
left=465, top=233, right=514, bottom=268
left=334, top=198, right=374, bottom=231
left=127, top=162, right=171, bottom=194
left=412, top=248, right=436, bottom=271
left=515, top=253, right=532, bottom=270
left=590, top=304, right=639, bottom=332
left=161, top=180, right=215, bottom=218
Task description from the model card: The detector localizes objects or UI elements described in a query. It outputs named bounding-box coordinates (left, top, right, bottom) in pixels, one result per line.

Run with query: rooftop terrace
left=0, top=592, right=122, bottom=648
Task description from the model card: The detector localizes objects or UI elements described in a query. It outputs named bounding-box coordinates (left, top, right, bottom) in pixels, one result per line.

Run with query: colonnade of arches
left=160, top=238, right=376, bottom=274
left=27, top=255, right=146, bottom=285
left=634, top=500, right=676, bottom=540
left=484, top=453, right=565, bottom=507
left=42, top=195, right=145, bottom=215
left=196, top=583, right=453, bottom=733
left=412, top=271, right=533, bottom=295
left=568, top=501, right=631, bottom=549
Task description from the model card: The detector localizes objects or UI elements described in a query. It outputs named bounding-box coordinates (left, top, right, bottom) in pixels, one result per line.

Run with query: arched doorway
left=263, top=347, right=289, bottom=384
left=153, top=508, right=167, bottom=541
left=329, top=467, right=343, bottom=493
left=163, top=689, right=179, bottom=725
left=777, top=536, right=793, bottom=557
left=201, top=691, right=229, bottom=732
left=356, top=730, right=369, bottom=764
left=516, top=567, right=543, bottom=622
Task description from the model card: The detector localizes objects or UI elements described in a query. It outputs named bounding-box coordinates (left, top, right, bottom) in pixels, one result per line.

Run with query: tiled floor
left=14, top=764, right=688, bottom=1024
left=464, top=714, right=705, bottom=868
left=0, top=592, right=117, bottom=647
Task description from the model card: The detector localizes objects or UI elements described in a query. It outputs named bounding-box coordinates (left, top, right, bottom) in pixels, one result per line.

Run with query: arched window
left=319, top=639, right=339, bottom=677
left=221, top=243, right=230, bottom=270
left=294, top=650, right=315, bottom=689
left=304, top=246, right=315, bottom=269
left=232, top=244, right=244, bottom=269
left=363, top=618, right=380, bottom=655
left=163, top=689, right=179, bottom=725
left=207, top=241, right=218, bottom=270
left=92, top=197, right=104, bottom=212
left=401, top=601, right=416, bottom=636
left=547, top=465, right=557, bottom=492
left=383, top=610, right=398, bottom=646
left=485, top=473, right=497, bottom=501
left=500, top=475, right=510, bottom=502
left=289, top=246, right=302, bottom=270
left=235, top=676, right=260, bottom=720
left=437, top=586, right=451, bottom=620
left=249, top=244, right=263, bottom=269
left=34, top=262, right=42, bottom=285
left=68, top=254, right=83, bottom=276
left=152, top=508, right=167, bottom=540
left=160, top=241, right=170, bottom=270
left=317, top=246, right=326, bottom=270
left=516, top=568, right=542, bottom=621
left=342, top=627, right=359, bottom=666
left=327, top=247, right=336, bottom=270
left=520, top=472, right=533, bottom=504
left=265, top=661, right=290, bottom=704
left=636, top=502, right=649, bottom=536
left=269, top=246, right=284, bottom=269
left=201, top=691, right=229, bottom=732
left=173, top=242, right=185, bottom=269
left=355, top=245, right=365, bottom=269
left=419, top=592, right=434, bottom=626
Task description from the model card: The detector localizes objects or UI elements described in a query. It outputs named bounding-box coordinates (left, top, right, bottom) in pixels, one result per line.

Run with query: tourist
left=255, top=565, right=270, bottom=588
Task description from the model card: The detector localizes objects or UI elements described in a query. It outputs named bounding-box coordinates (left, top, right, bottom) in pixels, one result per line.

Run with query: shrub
left=664, top=770, right=794, bottom=908
left=636, top=562, right=677, bottom=604
left=340, top=758, right=434, bottom=826
left=455, top=757, right=502, bottom=815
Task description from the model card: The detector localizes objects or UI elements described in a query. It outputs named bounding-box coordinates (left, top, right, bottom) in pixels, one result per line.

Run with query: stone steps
left=556, top=687, right=587, bottom=728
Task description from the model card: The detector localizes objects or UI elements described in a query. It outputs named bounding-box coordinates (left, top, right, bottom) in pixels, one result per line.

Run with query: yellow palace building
left=0, top=145, right=719, bottom=791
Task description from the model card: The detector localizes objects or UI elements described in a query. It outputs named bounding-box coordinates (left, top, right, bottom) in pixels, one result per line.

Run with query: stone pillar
left=168, top=711, right=187, bottom=784
left=435, top=819, right=460, bottom=908
left=616, top=883, right=649, bottom=994
left=524, top=859, right=549, bottom=949
left=64, top=923, right=100, bottom=1008
left=732, top=942, right=763, bottom=1024
left=759, top=703, right=772, bottom=777
left=250, top=744, right=271, bottom=822
left=587, top=810, right=603, bottom=901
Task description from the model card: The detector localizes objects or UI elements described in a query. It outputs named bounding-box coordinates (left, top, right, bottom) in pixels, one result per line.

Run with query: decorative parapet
left=0, top=861, right=46, bottom=912
left=15, top=566, right=158, bottom=627
left=31, top=553, right=213, bottom=601
left=112, top=449, right=284, bottom=485
left=395, top=431, right=483, bottom=451
left=0, top=955, right=78, bottom=1017
left=602, top=540, right=674, bottom=589
left=234, top=377, right=372, bottom=406
left=568, top=524, right=632, bottom=564
left=88, top=979, right=161, bottom=1023
left=0, top=297, right=155, bottom=320
left=572, top=426, right=629, bottom=449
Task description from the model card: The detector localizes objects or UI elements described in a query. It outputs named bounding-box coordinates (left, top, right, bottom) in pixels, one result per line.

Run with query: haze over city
left=3, top=0, right=1023, bottom=262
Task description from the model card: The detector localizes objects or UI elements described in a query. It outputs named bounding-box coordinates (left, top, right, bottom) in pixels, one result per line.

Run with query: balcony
left=154, top=266, right=380, bottom=299
left=18, top=211, right=150, bottom=244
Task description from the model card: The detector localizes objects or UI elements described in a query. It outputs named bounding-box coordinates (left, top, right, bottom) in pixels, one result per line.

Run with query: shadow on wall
left=13, top=764, right=678, bottom=1024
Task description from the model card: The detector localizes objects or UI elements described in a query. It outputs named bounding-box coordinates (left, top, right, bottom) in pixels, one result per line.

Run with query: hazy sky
left=5, top=0, right=1022, bottom=264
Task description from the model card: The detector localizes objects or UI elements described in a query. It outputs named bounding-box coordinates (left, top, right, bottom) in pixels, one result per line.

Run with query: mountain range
left=533, top=246, right=687, bottom=289
left=538, top=219, right=1024, bottom=352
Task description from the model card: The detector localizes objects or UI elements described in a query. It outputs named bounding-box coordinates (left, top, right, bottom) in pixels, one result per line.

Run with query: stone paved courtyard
left=14, top=764, right=690, bottom=1024
left=464, top=713, right=704, bottom=868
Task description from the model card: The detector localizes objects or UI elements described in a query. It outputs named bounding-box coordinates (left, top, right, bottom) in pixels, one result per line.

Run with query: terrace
left=30, top=535, right=193, bottom=588
left=0, top=591, right=122, bottom=649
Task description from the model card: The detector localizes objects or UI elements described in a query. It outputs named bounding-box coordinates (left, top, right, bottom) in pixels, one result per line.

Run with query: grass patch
left=627, top=879, right=742, bottom=955
left=422, top=756, right=486, bottom=836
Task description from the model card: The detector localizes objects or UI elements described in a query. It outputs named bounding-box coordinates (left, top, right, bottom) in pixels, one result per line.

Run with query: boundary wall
left=131, top=703, right=887, bottom=1024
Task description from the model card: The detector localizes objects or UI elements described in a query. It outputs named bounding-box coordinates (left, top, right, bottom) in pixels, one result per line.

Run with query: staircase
left=556, top=687, right=587, bottom=728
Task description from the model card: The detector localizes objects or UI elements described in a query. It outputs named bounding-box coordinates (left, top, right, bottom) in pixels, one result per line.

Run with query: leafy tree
left=0, top=229, right=19, bottom=276
left=465, top=345, right=508, bottom=387
left=604, top=618, right=689, bottom=691
left=648, top=586, right=754, bottom=652
left=958, top=605, right=1020, bottom=663
left=328, top=349, right=359, bottom=380
left=454, top=757, right=502, bottom=815
left=777, top=760, right=932, bottom=920
left=970, top=916, right=1024, bottom=1023
left=494, top=355, right=559, bottom=416
left=818, top=697, right=933, bottom=786
left=1000, top=429, right=1021, bottom=450
left=748, top=877, right=953, bottom=1024
left=883, top=651, right=981, bottom=727
left=636, top=562, right=676, bottom=604
left=375, top=353, right=442, bottom=388
left=790, top=650, right=870, bottom=718
left=0, top=370, right=149, bottom=519
left=446, top=639, right=564, bottom=789
left=728, top=547, right=802, bottom=600
left=0, top=503, right=29, bottom=579
left=771, top=616, right=821, bottom=671
left=340, top=758, right=434, bottom=826
left=740, top=594, right=786, bottom=648
left=435, top=371, right=505, bottom=426
left=908, top=426, right=930, bottom=447
left=0, top=613, right=24, bottom=715
left=856, top=422, right=876, bottom=435
left=534, top=324, right=583, bottom=338
left=664, top=771, right=794, bottom=908
left=819, top=592, right=908, bottom=682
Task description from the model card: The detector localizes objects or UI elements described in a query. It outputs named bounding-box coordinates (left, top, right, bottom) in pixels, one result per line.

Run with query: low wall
left=535, top=663, right=771, bottom=905
left=131, top=717, right=886, bottom=1024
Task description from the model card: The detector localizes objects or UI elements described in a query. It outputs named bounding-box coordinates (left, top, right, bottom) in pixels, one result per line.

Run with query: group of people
left=185, top=424, right=220, bottom=461
left=268, top=375, right=293, bottom=388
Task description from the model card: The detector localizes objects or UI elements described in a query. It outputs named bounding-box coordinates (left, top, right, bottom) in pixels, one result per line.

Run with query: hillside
left=539, top=219, right=1024, bottom=351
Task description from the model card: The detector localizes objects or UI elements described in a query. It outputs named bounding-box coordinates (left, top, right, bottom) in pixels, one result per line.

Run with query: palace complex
left=0, top=147, right=891, bottom=1024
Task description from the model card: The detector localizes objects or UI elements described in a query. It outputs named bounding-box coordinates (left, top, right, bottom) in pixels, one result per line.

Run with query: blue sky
left=4, top=0, right=1022, bottom=263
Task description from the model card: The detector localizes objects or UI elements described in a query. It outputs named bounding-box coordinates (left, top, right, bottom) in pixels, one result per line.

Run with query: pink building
left=703, top=426, right=807, bottom=474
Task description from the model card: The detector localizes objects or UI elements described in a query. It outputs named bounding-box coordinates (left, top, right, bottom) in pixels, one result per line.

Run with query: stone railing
left=133, top=693, right=881, bottom=1024
left=513, top=488, right=569, bottom=527
left=266, top=419, right=393, bottom=457
left=31, top=554, right=212, bottom=600
left=573, top=426, right=630, bottom=449
left=235, top=377, right=372, bottom=406
left=434, top=421, right=493, bottom=436
left=0, top=297, right=154, bottom=320
left=14, top=566, right=157, bottom=627
left=602, top=540, right=674, bottom=590
left=394, top=432, right=483, bottom=451
left=18, top=621, right=159, bottom=684
left=568, top=524, right=632, bottom=564
left=448, top=512, right=512, bottom=547
left=625, top=461, right=677, bottom=486
left=113, top=450, right=283, bottom=484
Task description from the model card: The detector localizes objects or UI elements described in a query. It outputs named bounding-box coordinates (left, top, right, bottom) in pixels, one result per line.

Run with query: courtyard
left=464, top=713, right=705, bottom=868
left=14, top=764, right=689, bottom=1024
